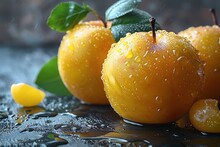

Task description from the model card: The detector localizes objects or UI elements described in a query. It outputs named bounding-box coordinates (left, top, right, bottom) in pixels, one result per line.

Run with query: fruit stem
left=91, top=9, right=107, bottom=28
left=149, top=18, right=156, bottom=43
left=209, top=8, right=218, bottom=25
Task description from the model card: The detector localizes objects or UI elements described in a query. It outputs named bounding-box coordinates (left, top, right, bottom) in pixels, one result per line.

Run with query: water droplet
left=164, top=78, right=168, bottom=82
left=144, top=76, right=148, bottom=80
left=172, top=50, right=176, bottom=55
left=162, top=55, right=166, bottom=59
left=177, top=56, right=185, bottom=61
left=125, top=61, right=130, bottom=67
left=201, top=132, right=208, bottom=136
left=197, top=67, right=204, bottom=77
left=126, top=33, right=131, bottom=37
left=155, top=58, right=158, bottom=61
left=144, top=62, right=148, bottom=66
left=108, top=74, right=121, bottom=94
left=123, top=119, right=144, bottom=126
left=155, top=96, right=159, bottom=101
left=157, top=109, right=161, bottom=112
left=126, top=50, right=133, bottom=59
left=134, top=56, right=141, bottom=63
left=129, top=75, right=133, bottom=78
left=143, top=51, right=149, bottom=57
left=194, top=30, right=198, bottom=35
left=172, top=134, right=179, bottom=137
left=111, top=43, right=116, bottom=48
left=214, top=68, right=218, bottom=72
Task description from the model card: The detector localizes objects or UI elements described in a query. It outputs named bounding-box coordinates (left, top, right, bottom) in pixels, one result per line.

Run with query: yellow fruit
left=11, top=83, right=45, bottom=107
left=179, top=26, right=220, bottom=100
left=102, top=30, right=204, bottom=124
left=189, top=99, right=220, bottom=133
left=58, top=21, right=115, bottom=104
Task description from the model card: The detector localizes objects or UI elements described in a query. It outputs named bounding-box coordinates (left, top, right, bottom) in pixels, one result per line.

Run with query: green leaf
left=111, top=9, right=161, bottom=42
left=105, top=0, right=142, bottom=21
left=35, top=57, right=71, bottom=96
left=47, top=2, right=91, bottom=32
left=47, top=133, right=56, bottom=139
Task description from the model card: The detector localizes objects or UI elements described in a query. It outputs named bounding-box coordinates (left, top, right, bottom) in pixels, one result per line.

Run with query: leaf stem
left=149, top=17, right=156, bottom=43
left=209, top=8, right=218, bottom=25
left=92, top=10, right=107, bottom=28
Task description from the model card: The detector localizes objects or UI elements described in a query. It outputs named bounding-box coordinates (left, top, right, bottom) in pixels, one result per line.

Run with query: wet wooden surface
left=0, top=47, right=220, bottom=146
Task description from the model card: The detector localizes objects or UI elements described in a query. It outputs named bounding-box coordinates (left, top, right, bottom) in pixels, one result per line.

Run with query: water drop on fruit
left=143, top=51, right=149, bottom=57
left=177, top=56, right=185, bottom=61
left=134, top=56, right=141, bottom=63
left=144, top=62, right=148, bottom=66
left=126, top=50, right=134, bottom=59
left=144, top=76, right=148, bottom=80
left=129, top=75, right=133, bottom=78
left=155, top=96, right=159, bottom=101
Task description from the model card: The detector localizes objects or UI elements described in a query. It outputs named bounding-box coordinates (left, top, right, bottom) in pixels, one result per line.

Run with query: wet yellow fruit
left=189, top=99, right=220, bottom=133
left=11, top=83, right=45, bottom=107
left=179, top=26, right=220, bottom=100
left=102, top=30, right=204, bottom=124
left=58, top=21, right=115, bottom=104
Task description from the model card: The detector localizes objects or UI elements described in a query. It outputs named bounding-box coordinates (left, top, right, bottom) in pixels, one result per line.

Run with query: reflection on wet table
left=0, top=95, right=220, bottom=146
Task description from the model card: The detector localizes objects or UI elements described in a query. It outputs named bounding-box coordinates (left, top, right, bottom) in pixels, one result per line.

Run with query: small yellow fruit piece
left=11, top=83, right=45, bottom=107
left=189, top=99, right=220, bottom=133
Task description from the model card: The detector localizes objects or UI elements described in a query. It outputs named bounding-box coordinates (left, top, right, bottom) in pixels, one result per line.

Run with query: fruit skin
left=58, top=21, right=115, bottom=104
left=102, top=31, right=204, bottom=124
left=189, top=99, right=220, bottom=133
left=179, top=26, right=220, bottom=100
left=11, top=83, right=45, bottom=107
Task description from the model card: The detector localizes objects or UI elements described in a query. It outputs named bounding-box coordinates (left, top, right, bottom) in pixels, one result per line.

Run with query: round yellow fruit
left=179, top=25, right=220, bottom=100
left=102, top=31, right=204, bottom=124
left=58, top=21, right=115, bottom=104
left=189, top=99, right=220, bottom=133
left=11, top=83, right=45, bottom=107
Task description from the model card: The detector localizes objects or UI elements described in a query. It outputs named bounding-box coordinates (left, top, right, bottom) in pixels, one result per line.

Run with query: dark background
left=1, top=0, right=220, bottom=46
